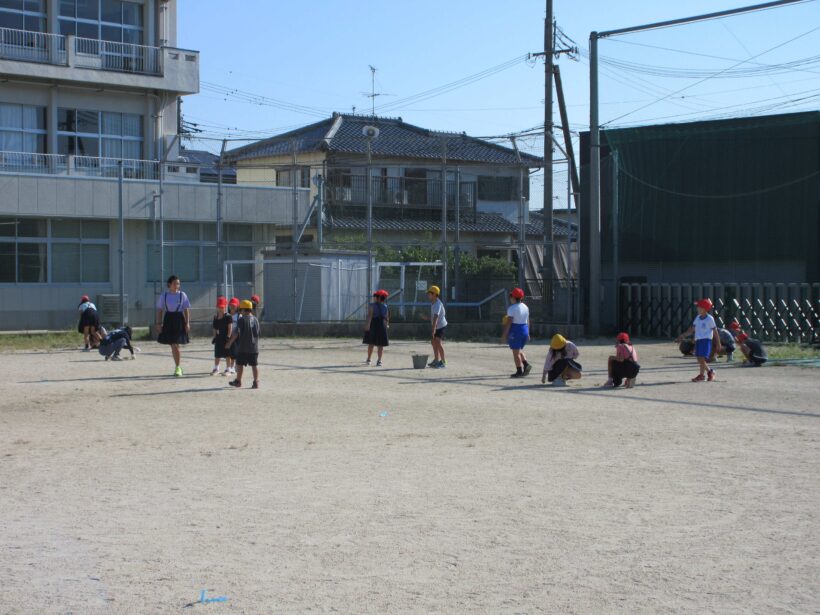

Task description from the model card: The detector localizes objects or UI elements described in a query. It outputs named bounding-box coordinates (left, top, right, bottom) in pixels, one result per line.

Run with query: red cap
left=216, top=296, right=228, bottom=308
left=510, top=287, right=525, bottom=299
left=695, top=298, right=713, bottom=311
left=728, top=321, right=741, bottom=331
left=80, top=295, right=89, bottom=302
left=228, top=297, right=240, bottom=307
left=251, top=294, right=261, bottom=304
left=616, top=332, right=630, bottom=343
left=736, top=333, right=749, bottom=342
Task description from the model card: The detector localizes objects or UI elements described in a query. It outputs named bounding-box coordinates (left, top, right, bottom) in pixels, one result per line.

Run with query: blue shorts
left=695, top=339, right=712, bottom=358
left=508, top=323, right=529, bottom=350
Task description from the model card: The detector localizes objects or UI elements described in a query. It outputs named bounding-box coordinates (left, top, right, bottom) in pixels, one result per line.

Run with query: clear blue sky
left=178, top=0, right=820, bottom=209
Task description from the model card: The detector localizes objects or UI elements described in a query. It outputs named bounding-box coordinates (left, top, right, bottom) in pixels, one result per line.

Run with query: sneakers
left=251, top=381, right=259, bottom=389
left=365, top=359, right=371, bottom=366
left=210, top=367, right=219, bottom=376
left=624, top=378, right=636, bottom=389
left=376, top=360, right=382, bottom=367
left=691, top=374, right=705, bottom=382
left=523, top=363, right=533, bottom=376
left=726, top=351, right=734, bottom=362
left=510, top=371, right=524, bottom=378
left=174, top=366, right=183, bottom=377
left=111, top=355, right=122, bottom=361
left=428, top=359, right=439, bottom=368
left=228, top=379, right=241, bottom=388
left=707, top=369, right=716, bottom=382
left=434, top=360, right=446, bottom=369
left=603, top=378, right=615, bottom=387
left=552, top=378, right=567, bottom=387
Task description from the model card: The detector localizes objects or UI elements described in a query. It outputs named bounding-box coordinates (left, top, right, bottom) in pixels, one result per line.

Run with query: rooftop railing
left=0, top=27, right=66, bottom=65
left=326, top=174, right=477, bottom=211
left=74, top=36, right=161, bottom=76
left=0, top=151, right=162, bottom=180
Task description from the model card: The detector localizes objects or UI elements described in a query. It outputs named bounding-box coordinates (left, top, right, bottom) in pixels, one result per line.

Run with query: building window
left=59, top=0, right=143, bottom=44
left=0, top=216, right=110, bottom=284
left=224, top=223, right=254, bottom=284
left=147, top=223, right=211, bottom=284
left=477, top=176, right=516, bottom=201
left=0, top=103, right=46, bottom=153
left=0, top=0, right=46, bottom=32
left=277, top=166, right=310, bottom=188
left=58, top=108, right=143, bottom=160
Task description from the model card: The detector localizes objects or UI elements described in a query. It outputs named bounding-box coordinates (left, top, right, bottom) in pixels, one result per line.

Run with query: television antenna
left=362, top=65, right=391, bottom=116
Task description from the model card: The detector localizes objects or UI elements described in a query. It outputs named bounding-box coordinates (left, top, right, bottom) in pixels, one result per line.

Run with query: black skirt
left=362, top=317, right=389, bottom=347
left=213, top=335, right=229, bottom=358
left=78, top=308, right=100, bottom=332
left=157, top=311, right=189, bottom=345
left=547, top=358, right=582, bottom=382
left=612, top=359, right=640, bottom=386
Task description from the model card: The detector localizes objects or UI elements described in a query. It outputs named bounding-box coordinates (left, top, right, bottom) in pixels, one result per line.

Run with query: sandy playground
left=0, top=337, right=818, bottom=614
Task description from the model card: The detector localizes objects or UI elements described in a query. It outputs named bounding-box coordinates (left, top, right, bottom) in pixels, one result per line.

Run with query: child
left=604, top=332, right=640, bottom=388
left=363, top=289, right=390, bottom=366
left=250, top=294, right=262, bottom=319
left=225, top=297, right=241, bottom=376
left=225, top=300, right=260, bottom=389
left=155, top=275, right=191, bottom=377
left=502, top=287, right=531, bottom=378
left=736, top=333, right=768, bottom=367
left=423, top=285, right=447, bottom=368
left=679, top=326, right=735, bottom=362
left=675, top=298, right=722, bottom=382
left=542, top=334, right=582, bottom=387
left=77, top=295, right=102, bottom=351
left=211, top=296, right=233, bottom=375
left=98, top=326, right=135, bottom=361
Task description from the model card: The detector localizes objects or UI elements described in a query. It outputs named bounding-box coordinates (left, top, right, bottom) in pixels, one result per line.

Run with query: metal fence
left=0, top=26, right=66, bottom=65
left=74, top=36, right=161, bottom=75
left=619, top=282, right=820, bottom=343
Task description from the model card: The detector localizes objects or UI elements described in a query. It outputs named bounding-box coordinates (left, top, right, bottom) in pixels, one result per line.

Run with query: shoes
left=228, top=379, right=241, bottom=388
left=707, top=369, right=716, bottom=382
left=211, top=367, right=219, bottom=375
left=111, top=355, right=122, bottom=361
left=104, top=355, right=109, bottom=361
left=552, top=378, right=567, bottom=387
left=435, top=361, right=446, bottom=369
left=428, top=359, right=439, bottom=368
left=365, top=359, right=371, bottom=365
left=174, top=366, right=183, bottom=377
left=510, top=371, right=524, bottom=378
left=726, top=352, right=734, bottom=362
left=624, top=378, right=636, bottom=389
left=691, top=374, right=705, bottom=382
left=251, top=381, right=259, bottom=389
left=376, top=360, right=382, bottom=366
left=603, top=378, right=614, bottom=387
left=82, top=347, right=90, bottom=352
left=523, top=363, right=533, bottom=376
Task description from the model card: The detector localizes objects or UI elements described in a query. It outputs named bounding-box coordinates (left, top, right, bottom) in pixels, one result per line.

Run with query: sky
left=177, top=0, right=820, bottom=210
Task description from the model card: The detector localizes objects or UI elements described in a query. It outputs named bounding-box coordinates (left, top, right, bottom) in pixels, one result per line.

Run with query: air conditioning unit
left=97, top=294, right=128, bottom=325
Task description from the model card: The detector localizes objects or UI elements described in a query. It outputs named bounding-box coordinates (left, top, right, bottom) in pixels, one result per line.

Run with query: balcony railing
left=326, top=174, right=476, bottom=211
left=74, top=36, right=161, bottom=76
left=0, top=27, right=66, bottom=65
left=0, top=151, right=159, bottom=180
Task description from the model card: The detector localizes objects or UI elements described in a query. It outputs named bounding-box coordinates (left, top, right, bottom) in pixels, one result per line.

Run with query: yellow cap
left=427, top=285, right=440, bottom=296
left=240, top=300, right=254, bottom=310
left=550, top=334, right=567, bottom=350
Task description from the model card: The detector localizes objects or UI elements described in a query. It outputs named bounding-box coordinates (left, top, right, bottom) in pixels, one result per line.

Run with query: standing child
left=98, top=326, right=135, bottom=361
left=675, top=298, right=722, bottom=382
left=423, top=285, right=447, bottom=368
left=363, top=290, right=390, bottom=366
left=502, top=287, right=531, bottom=378
left=77, top=295, right=102, bottom=350
left=211, top=296, right=233, bottom=375
left=604, top=332, right=640, bottom=388
left=225, top=297, right=240, bottom=376
left=541, top=334, right=582, bottom=387
left=155, top=274, right=191, bottom=377
left=225, top=300, right=260, bottom=389
left=250, top=294, right=262, bottom=319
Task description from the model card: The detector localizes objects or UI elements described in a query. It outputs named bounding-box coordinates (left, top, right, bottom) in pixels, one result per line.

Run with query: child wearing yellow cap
left=422, top=285, right=447, bottom=368
left=225, top=300, right=260, bottom=389
left=541, top=334, right=582, bottom=387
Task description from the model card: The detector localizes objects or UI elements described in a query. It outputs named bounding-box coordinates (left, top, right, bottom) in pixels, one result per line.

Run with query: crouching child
left=542, top=334, right=582, bottom=387
left=605, top=332, right=640, bottom=388
left=736, top=333, right=768, bottom=367
left=226, top=300, right=260, bottom=389
left=99, top=326, right=134, bottom=361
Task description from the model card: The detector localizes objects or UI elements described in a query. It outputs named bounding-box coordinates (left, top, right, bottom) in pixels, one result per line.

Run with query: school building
left=0, top=0, right=308, bottom=329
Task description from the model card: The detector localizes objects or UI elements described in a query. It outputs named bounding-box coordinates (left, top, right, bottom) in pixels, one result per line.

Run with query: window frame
left=57, top=107, right=143, bottom=161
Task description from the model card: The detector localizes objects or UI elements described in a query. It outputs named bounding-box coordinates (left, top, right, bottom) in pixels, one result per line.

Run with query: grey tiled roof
left=327, top=212, right=574, bottom=237
left=178, top=148, right=237, bottom=179
left=226, top=114, right=543, bottom=167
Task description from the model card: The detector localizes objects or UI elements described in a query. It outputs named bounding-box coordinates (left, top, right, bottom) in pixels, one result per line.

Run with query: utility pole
left=216, top=138, right=227, bottom=296
left=588, top=0, right=802, bottom=335
left=543, top=0, right=554, bottom=314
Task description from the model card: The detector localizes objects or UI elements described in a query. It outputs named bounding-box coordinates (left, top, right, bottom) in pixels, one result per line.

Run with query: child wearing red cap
left=502, top=287, right=531, bottom=378
left=77, top=294, right=102, bottom=351
left=211, top=296, right=233, bottom=375
left=604, top=332, right=640, bottom=388
left=363, top=290, right=390, bottom=366
left=736, top=333, right=768, bottom=367
left=250, top=294, right=262, bottom=318
left=225, top=297, right=240, bottom=376
left=675, top=299, right=722, bottom=382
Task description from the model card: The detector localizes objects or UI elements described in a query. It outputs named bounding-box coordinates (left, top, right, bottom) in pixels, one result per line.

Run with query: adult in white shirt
left=501, top=287, right=532, bottom=378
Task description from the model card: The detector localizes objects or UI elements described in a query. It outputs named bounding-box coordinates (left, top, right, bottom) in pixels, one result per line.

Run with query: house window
left=0, top=103, right=46, bottom=153
left=59, top=0, right=143, bottom=44
left=0, top=216, right=110, bottom=284
left=477, top=176, right=515, bottom=201
left=277, top=166, right=310, bottom=188
left=58, top=108, right=143, bottom=162
left=0, top=0, right=46, bottom=32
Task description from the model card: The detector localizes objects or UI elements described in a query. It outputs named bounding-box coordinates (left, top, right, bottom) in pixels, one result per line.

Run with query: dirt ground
left=0, top=337, right=818, bottom=614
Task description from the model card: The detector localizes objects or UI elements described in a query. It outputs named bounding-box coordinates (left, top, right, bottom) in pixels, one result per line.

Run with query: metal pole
left=589, top=31, right=601, bottom=335
left=117, top=160, right=125, bottom=326
left=366, top=137, right=373, bottom=293
left=316, top=172, right=324, bottom=250
left=518, top=163, right=526, bottom=290
left=216, top=138, right=227, bottom=296
left=612, top=149, right=620, bottom=330
left=440, top=139, right=448, bottom=299
left=291, top=140, right=298, bottom=322
left=543, top=0, right=555, bottom=314
left=454, top=167, right=461, bottom=301
left=567, top=157, right=572, bottom=325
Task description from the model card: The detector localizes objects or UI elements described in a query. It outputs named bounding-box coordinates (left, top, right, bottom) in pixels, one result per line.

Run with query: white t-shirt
left=431, top=299, right=447, bottom=329
left=506, top=302, right=529, bottom=325
left=693, top=314, right=717, bottom=340
left=78, top=301, right=96, bottom=312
